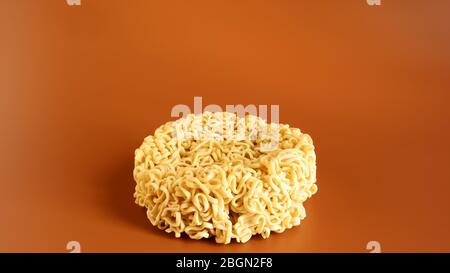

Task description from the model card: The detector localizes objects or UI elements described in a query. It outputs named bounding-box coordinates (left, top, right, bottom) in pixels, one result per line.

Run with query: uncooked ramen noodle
left=133, top=112, right=317, bottom=244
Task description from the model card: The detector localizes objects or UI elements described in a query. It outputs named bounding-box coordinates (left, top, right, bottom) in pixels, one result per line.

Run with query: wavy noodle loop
left=134, top=112, right=317, bottom=244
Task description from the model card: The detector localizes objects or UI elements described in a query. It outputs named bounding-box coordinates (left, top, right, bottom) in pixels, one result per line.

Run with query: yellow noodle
left=133, top=112, right=317, bottom=244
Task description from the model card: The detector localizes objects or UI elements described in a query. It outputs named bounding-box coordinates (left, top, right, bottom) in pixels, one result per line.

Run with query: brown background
left=1, top=0, right=450, bottom=252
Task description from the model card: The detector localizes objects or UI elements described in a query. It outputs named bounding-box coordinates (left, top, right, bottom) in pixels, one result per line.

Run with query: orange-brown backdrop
left=1, top=0, right=450, bottom=252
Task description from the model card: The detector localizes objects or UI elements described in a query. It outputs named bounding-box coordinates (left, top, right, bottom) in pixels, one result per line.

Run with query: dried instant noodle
left=133, top=112, right=317, bottom=244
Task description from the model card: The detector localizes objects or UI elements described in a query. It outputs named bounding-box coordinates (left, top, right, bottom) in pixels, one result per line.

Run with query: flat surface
left=1, top=0, right=450, bottom=252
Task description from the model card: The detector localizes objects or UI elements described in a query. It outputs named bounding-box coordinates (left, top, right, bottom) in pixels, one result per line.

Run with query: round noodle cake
left=133, top=112, right=317, bottom=244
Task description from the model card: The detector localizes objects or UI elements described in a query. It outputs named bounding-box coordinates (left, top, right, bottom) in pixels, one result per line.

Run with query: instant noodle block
left=133, top=112, right=317, bottom=244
